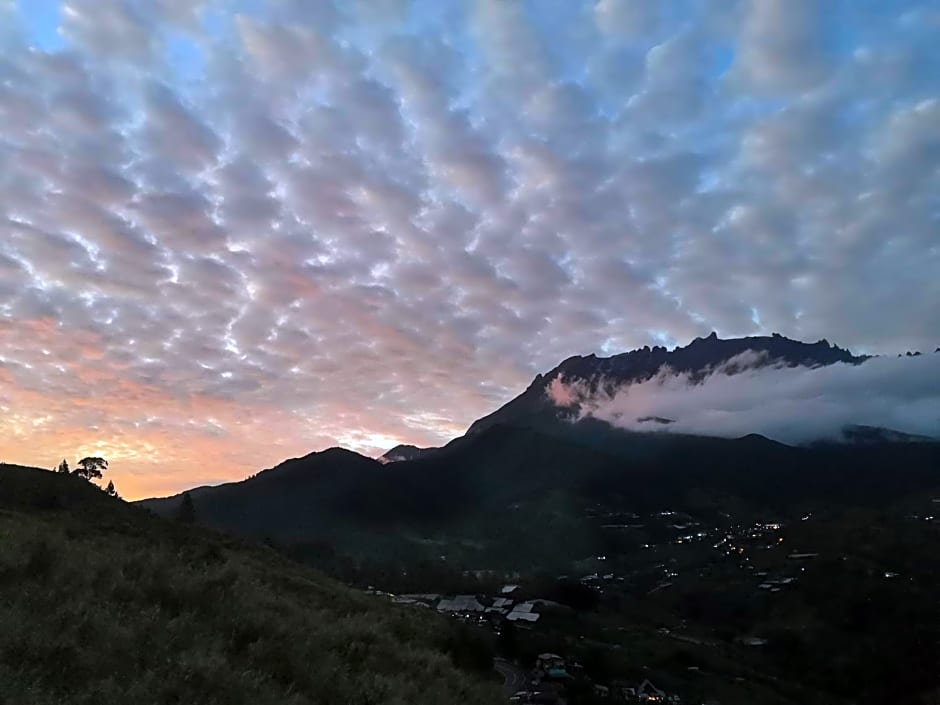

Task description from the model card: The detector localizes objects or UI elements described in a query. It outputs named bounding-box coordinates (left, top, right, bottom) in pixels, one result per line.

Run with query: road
left=494, top=658, right=527, bottom=696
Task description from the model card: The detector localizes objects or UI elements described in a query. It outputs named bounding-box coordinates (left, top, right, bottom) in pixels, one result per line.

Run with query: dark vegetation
left=0, top=464, right=501, bottom=705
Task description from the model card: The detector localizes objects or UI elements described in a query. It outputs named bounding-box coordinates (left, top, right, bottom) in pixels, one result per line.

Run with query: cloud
left=547, top=353, right=940, bottom=443
left=594, top=0, right=662, bottom=38
left=731, top=0, right=832, bottom=93
left=0, top=0, right=937, bottom=497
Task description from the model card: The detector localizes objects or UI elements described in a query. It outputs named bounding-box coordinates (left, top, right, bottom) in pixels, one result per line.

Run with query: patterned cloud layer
left=1, top=1, right=937, bottom=497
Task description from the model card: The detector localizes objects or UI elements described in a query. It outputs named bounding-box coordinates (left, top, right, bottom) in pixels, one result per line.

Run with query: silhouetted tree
left=176, top=492, right=196, bottom=523
left=105, top=480, right=119, bottom=498
left=56, top=459, right=70, bottom=474
left=73, top=457, right=107, bottom=481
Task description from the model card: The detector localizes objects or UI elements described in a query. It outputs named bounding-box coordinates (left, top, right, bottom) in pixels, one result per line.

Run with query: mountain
left=467, top=332, right=865, bottom=436
left=140, top=332, right=939, bottom=568
left=0, top=463, right=500, bottom=704
left=837, top=425, right=937, bottom=444
left=140, top=419, right=940, bottom=570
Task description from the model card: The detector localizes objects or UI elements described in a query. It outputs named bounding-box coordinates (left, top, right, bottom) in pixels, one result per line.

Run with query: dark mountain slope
left=0, top=463, right=500, bottom=705
left=140, top=421, right=940, bottom=567
left=141, top=427, right=627, bottom=536
left=142, top=447, right=386, bottom=538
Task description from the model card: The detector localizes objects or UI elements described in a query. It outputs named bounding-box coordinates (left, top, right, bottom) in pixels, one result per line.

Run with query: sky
left=0, top=0, right=938, bottom=499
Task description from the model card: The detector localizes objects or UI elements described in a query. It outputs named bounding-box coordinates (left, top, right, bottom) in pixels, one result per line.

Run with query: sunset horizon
left=1, top=2, right=938, bottom=702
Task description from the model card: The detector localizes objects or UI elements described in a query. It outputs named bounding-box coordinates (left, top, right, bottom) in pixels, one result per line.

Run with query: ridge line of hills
left=140, top=333, right=937, bottom=528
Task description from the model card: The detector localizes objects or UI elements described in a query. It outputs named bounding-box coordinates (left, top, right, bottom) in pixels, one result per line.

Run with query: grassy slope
left=0, top=464, right=501, bottom=705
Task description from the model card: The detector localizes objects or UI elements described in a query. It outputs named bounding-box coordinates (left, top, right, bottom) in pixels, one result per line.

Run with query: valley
left=326, top=493, right=940, bottom=704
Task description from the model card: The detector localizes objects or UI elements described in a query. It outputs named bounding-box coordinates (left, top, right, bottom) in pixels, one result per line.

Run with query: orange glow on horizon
left=0, top=322, right=447, bottom=499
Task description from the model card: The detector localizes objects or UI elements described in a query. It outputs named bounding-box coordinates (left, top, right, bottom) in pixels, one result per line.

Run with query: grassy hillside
left=0, top=464, right=501, bottom=705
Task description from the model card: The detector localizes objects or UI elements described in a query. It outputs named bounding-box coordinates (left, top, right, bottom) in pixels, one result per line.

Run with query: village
left=361, top=495, right=935, bottom=704
left=364, top=505, right=851, bottom=704
left=503, top=653, right=681, bottom=704
left=367, top=582, right=685, bottom=704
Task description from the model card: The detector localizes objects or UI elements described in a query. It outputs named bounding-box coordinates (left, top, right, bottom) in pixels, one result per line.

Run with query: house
left=436, top=595, right=485, bottom=612
left=636, top=679, right=666, bottom=702
left=391, top=596, right=421, bottom=606
left=507, top=601, right=540, bottom=622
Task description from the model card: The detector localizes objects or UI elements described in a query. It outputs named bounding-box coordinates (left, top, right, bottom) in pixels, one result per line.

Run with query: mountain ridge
left=466, top=332, right=867, bottom=436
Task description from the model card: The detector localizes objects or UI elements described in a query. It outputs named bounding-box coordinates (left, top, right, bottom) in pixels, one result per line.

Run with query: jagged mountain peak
left=468, top=333, right=866, bottom=435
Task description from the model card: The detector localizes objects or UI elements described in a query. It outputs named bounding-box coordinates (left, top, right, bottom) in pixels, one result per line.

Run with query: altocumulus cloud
left=0, top=0, right=937, bottom=497
left=547, top=352, right=940, bottom=443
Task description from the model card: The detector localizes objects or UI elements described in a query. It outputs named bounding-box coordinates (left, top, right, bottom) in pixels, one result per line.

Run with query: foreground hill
left=0, top=464, right=500, bottom=705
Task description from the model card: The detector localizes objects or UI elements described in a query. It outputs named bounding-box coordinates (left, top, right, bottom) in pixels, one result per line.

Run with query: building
left=507, top=601, right=540, bottom=622
left=636, top=679, right=666, bottom=702
left=436, top=595, right=485, bottom=612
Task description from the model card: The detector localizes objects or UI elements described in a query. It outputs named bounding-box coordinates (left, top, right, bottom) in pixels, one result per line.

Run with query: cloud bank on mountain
left=548, top=352, right=940, bottom=443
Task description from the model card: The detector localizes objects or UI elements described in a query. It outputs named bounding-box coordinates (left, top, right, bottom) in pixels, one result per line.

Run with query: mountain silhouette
left=139, top=333, right=936, bottom=568
left=467, top=332, right=866, bottom=436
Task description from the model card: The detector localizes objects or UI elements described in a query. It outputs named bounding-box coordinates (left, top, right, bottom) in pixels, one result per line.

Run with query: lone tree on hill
left=104, top=480, right=119, bottom=499
left=56, top=459, right=69, bottom=474
left=176, top=492, right=196, bottom=524
left=73, top=456, right=108, bottom=481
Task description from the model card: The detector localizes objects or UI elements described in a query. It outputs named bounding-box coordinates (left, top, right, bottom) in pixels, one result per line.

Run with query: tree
left=176, top=492, right=196, bottom=524
left=56, top=459, right=70, bottom=474
left=73, top=456, right=107, bottom=481
left=104, top=480, right=119, bottom=499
